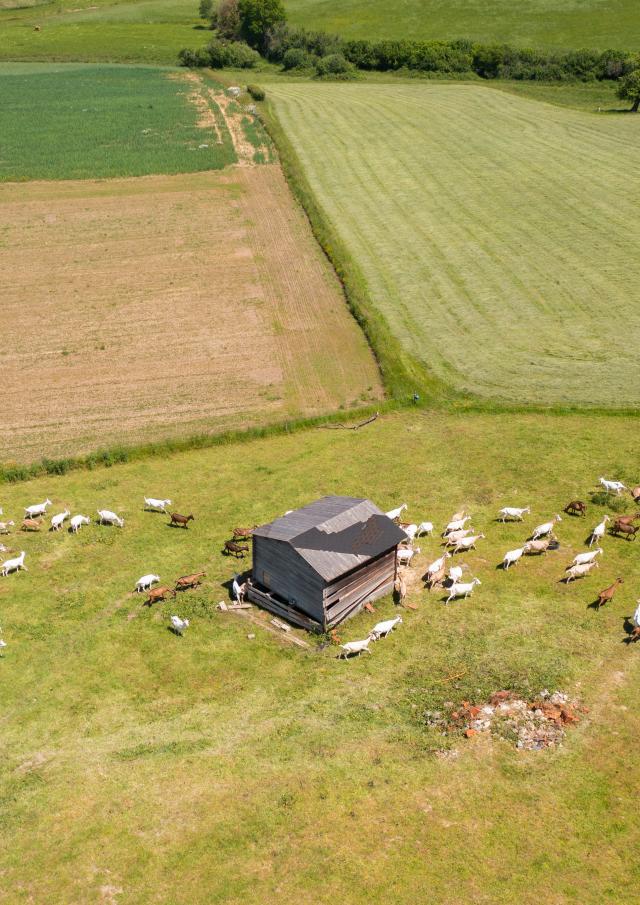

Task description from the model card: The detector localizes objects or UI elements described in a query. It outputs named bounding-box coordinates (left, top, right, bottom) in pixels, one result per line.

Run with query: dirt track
left=0, top=169, right=382, bottom=462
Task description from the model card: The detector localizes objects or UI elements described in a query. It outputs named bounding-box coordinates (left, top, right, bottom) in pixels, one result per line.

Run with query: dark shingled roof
left=253, top=496, right=407, bottom=582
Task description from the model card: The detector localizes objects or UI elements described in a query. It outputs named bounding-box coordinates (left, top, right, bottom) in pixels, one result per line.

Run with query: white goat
left=0, top=638, right=5, bottom=655
left=338, top=637, right=372, bottom=658
left=50, top=509, right=70, bottom=532
left=24, top=498, right=52, bottom=519
left=397, top=546, right=420, bottom=566
left=136, top=573, right=160, bottom=592
left=444, top=515, right=472, bottom=535
left=403, top=523, right=418, bottom=542
left=570, top=547, right=603, bottom=567
left=565, top=561, right=598, bottom=582
left=448, top=563, right=468, bottom=583
left=0, top=521, right=14, bottom=535
left=599, top=477, right=626, bottom=495
left=590, top=515, right=610, bottom=546
left=633, top=600, right=640, bottom=628
left=502, top=547, right=525, bottom=570
left=232, top=575, right=246, bottom=601
left=451, top=533, right=485, bottom=554
left=449, top=509, right=466, bottom=523
left=498, top=506, right=530, bottom=522
left=446, top=577, right=481, bottom=604
left=97, top=509, right=124, bottom=528
left=1, top=551, right=26, bottom=576
left=444, top=528, right=474, bottom=546
left=426, top=551, right=450, bottom=578
left=144, top=497, right=172, bottom=513
left=369, top=616, right=403, bottom=640
left=416, top=521, right=434, bottom=537
left=531, top=515, right=562, bottom=540
left=170, top=615, right=190, bottom=635
left=69, top=514, right=90, bottom=533
left=386, top=503, right=408, bottom=521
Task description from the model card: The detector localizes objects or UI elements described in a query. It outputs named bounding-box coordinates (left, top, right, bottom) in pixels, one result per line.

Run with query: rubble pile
left=425, top=690, right=586, bottom=751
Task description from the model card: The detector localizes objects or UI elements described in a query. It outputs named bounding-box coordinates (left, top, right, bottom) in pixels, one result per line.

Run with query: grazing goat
left=397, top=546, right=420, bottom=566
left=21, top=518, right=42, bottom=532
left=523, top=537, right=558, bottom=555
left=502, top=547, right=524, bottom=570
left=369, top=616, right=403, bottom=641
left=232, top=575, right=246, bottom=602
left=338, top=638, right=372, bottom=658
left=175, top=571, right=205, bottom=591
left=595, top=577, right=623, bottom=610
left=144, top=497, right=171, bottom=513
left=386, top=503, right=408, bottom=522
left=24, top=499, right=52, bottom=519
left=448, top=563, right=468, bottom=583
left=50, top=509, right=70, bottom=532
left=632, top=486, right=640, bottom=504
left=445, top=578, right=481, bottom=604
left=613, top=513, right=640, bottom=527
left=633, top=601, right=640, bottom=628
left=402, top=523, right=418, bottom=542
left=570, top=547, right=603, bottom=567
left=630, top=626, right=640, bottom=643
left=565, top=561, right=598, bottom=582
left=224, top=540, right=248, bottom=558
left=590, top=515, right=610, bottom=545
left=610, top=522, right=639, bottom=541
left=449, top=509, right=467, bottom=523
left=532, top=515, right=562, bottom=540
left=170, top=512, right=194, bottom=529
left=145, top=585, right=175, bottom=606
left=564, top=500, right=587, bottom=517
left=498, top=506, right=530, bottom=522
left=1, top=551, right=26, bottom=576
left=425, top=552, right=450, bottom=579
left=444, top=528, right=473, bottom=546
left=170, top=615, right=189, bottom=636
left=69, top=514, right=90, bottom=533
left=426, top=564, right=447, bottom=591
left=97, top=510, right=124, bottom=528
left=443, top=515, right=471, bottom=535
left=599, top=477, right=626, bottom=495
left=135, top=573, right=160, bottom=593
left=0, top=521, right=14, bottom=535
left=232, top=526, right=257, bottom=539
left=416, top=521, right=434, bottom=537
left=451, top=533, right=484, bottom=554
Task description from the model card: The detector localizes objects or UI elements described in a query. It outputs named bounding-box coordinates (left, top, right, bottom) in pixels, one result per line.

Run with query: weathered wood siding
left=253, top=536, right=325, bottom=623
left=323, top=549, right=396, bottom=628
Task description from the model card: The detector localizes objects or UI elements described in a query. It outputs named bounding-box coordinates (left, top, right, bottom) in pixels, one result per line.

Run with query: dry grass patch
left=0, top=169, right=382, bottom=463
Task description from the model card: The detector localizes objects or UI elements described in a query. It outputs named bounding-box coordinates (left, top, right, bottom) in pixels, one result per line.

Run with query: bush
left=282, top=46, right=314, bottom=70
left=247, top=83, right=266, bottom=100
left=199, top=0, right=213, bottom=17
left=205, top=37, right=261, bottom=68
left=315, top=52, right=354, bottom=77
left=178, top=46, right=210, bottom=67
left=238, top=0, right=285, bottom=50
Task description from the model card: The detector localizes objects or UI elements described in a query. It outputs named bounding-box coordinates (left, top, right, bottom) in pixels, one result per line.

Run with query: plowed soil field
left=0, top=169, right=382, bottom=462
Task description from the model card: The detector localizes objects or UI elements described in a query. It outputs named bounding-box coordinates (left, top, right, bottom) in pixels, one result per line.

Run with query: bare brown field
left=0, top=168, right=382, bottom=463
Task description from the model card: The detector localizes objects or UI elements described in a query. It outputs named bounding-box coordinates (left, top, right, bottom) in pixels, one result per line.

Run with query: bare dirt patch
left=0, top=169, right=382, bottom=463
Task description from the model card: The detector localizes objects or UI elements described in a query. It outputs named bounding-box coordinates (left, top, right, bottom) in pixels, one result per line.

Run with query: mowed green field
left=285, top=0, right=640, bottom=49
left=0, top=65, right=236, bottom=180
left=1, top=410, right=640, bottom=902
left=269, top=82, right=640, bottom=408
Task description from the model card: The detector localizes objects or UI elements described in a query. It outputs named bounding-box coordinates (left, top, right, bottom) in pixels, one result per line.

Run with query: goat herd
left=337, top=477, right=640, bottom=660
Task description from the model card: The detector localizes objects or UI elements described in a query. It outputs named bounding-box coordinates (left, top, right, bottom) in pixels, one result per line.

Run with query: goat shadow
left=167, top=626, right=186, bottom=637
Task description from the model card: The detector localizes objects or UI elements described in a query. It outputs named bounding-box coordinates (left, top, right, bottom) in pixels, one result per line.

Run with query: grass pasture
left=1, top=409, right=640, bottom=902
left=0, top=168, right=381, bottom=463
left=269, top=82, right=640, bottom=408
left=0, top=65, right=237, bottom=181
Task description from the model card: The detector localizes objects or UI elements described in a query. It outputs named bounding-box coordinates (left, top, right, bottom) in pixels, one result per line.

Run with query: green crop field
left=269, top=82, right=640, bottom=409
left=1, top=409, right=640, bottom=902
left=0, top=65, right=236, bottom=180
left=285, top=0, right=640, bottom=50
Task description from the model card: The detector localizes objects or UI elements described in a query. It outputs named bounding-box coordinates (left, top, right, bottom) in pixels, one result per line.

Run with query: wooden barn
left=246, top=496, right=407, bottom=631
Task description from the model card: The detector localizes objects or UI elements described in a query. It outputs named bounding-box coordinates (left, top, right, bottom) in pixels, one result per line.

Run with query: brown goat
left=170, top=513, right=194, bottom=529
left=394, top=574, right=407, bottom=605
left=564, top=500, right=586, bottom=517
left=595, top=578, right=624, bottom=610
left=632, top=486, right=640, bottom=503
left=224, top=540, right=249, bottom=558
left=425, top=564, right=446, bottom=591
left=610, top=522, right=639, bottom=540
left=21, top=518, right=43, bottom=532
left=614, top=513, right=640, bottom=527
left=629, top=626, right=640, bottom=643
left=175, top=571, right=205, bottom=591
left=232, top=525, right=257, bottom=539
left=144, top=585, right=176, bottom=606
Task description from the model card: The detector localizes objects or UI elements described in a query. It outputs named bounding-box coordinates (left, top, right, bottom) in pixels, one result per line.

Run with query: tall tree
left=617, top=69, right=640, bottom=112
left=238, top=0, right=285, bottom=50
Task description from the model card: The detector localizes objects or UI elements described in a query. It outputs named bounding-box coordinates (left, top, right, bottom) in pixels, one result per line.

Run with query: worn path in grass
left=269, top=82, right=640, bottom=408
left=0, top=410, right=639, bottom=902
left=0, top=167, right=381, bottom=462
